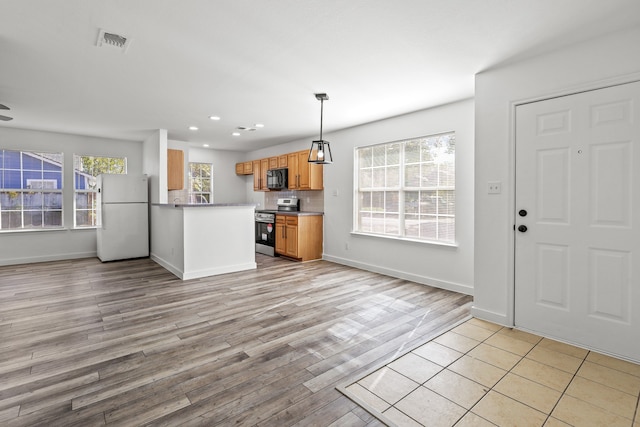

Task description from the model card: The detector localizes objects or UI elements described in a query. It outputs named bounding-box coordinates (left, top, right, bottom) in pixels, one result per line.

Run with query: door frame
left=506, top=72, right=640, bottom=328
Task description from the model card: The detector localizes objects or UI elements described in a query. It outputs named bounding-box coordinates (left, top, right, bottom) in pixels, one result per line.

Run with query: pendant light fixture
left=308, top=93, right=333, bottom=164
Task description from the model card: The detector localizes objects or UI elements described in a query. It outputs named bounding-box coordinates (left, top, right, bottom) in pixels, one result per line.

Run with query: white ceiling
left=1, top=1, right=639, bottom=151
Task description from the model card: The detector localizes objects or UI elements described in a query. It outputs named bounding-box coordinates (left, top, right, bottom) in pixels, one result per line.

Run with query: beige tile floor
left=341, top=318, right=640, bottom=427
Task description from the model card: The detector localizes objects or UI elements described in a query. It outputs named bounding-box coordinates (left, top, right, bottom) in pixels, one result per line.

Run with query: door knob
left=519, top=209, right=527, bottom=217
left=518, top=225, right=528, bottom=232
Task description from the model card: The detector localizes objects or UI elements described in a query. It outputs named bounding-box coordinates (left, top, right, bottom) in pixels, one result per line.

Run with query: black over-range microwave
left=266, top=168, right=288, bottom=190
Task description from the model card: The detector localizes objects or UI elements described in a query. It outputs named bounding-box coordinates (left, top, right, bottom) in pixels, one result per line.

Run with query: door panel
left=515, top=81, right=640, bottom=361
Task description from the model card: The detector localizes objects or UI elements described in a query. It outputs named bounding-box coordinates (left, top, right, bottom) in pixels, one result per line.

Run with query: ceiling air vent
left=96, top=29, right=131, bottom=53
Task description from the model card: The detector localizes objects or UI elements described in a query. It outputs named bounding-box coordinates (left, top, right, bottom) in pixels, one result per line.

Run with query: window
left=74, top=155, right=127, bottom=227
left=355, top=132, right=455, bottom=244
left=188, top=163, right=212, bottom=204
left=0, top=150, right=63, bottom=230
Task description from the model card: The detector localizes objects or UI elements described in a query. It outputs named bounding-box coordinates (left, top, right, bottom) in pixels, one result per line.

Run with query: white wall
left=165, top=140, right=248, bottom=204
left=474, top=27, right=640, bottom=325
left=247, top=98, right=475, bottom=294
left=143, top=129, right=167, bottom=204
left=188, top=147, right=247, bottom=203
left=149, top=204, right=184, bottom=276
left=0, top=127, right=143, bottom=265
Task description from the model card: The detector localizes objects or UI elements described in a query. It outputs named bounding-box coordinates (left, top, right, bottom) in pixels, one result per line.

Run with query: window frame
left=188, top=162, right=213, bottom=204
left=73, top=155, right=127, bottom=228
left=0, top=150, right=64, bottom=231
left=353, top=132, right=456, bottom=245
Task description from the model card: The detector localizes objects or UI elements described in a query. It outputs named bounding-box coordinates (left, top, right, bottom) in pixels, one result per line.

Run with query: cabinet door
left=260, top=158, right=269, bottom=190
left=285, top=223, right=298, bottom=258
left=298, top=215, right=323, bottom=261
left=292, top=150, right=323, bottom=190
left=235, top=163, right=244, bottom=175
left=167, top=149, right=184, bottom=190
left=296, top=150, right=311, bottom=189
left=252, top=160, right=261, bottom=190
left=269, top=157, right=278, bottom=169
left=278, top=155, right=288, bottom=168
left=243, top=161, right=253, bottom=174
left=275, top=216, right=286, bottom=254
left=287, top=152, right=298, bottom=189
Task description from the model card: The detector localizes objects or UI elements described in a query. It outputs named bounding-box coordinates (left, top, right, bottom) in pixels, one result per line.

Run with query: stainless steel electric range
left=254, top=198, right=300, bottom=256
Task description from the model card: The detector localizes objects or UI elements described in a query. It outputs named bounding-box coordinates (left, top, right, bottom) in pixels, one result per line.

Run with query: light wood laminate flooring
left=0, top=255, right=472, bottom=426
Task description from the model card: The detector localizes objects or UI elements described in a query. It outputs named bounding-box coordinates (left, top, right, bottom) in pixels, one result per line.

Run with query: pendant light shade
left=308, top=93, right=333, bottom=164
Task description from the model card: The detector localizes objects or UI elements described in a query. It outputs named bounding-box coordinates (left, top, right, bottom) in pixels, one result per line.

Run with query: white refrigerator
left=96, top=174, right=149, bottom=262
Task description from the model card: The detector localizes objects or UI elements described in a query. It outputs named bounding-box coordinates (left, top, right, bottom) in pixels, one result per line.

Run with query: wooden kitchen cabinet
left=260, top=158, right=269, bottom=190
left=287, top=150, right=323, bottom=190
left=252, top=158, right=270, bottom=191
left=167, top=149, right=184, bottom=190
left=252, top=160, right=260, bottom=190
left=275, top=214, right=323, bottom=261
left=277, top=154, right=288, bottom=168
left=235, top=161, right=253, bottom=175
left=244, top=161, right=253, bottom=174
left=242, top=149, right=320, bottom=192
left=268, top=156, right=278, bottom=169
left=268, top=155, right=287, bottom=170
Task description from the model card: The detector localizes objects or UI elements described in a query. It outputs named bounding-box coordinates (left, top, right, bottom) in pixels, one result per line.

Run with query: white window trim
left=0, top=150, right=64, bottom=231
left=353, top=132, right=456, bottom=245
left=188, top=162, right=213, bottom=204
left=73, top=155, right=127, bottom=228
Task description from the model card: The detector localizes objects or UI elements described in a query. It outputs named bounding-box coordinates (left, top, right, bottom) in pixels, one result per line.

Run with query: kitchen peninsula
left=150, top=203, right=256, bottom=280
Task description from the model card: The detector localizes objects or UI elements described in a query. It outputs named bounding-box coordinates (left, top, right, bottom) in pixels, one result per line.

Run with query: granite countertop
left=153, top=203, right=257, bottom=208
left=275, top=211, right=324, bottom=216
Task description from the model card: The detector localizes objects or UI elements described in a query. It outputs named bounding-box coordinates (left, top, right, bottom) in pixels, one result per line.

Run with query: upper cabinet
left=167, top=149, right=184, bottom=190
left=288, top=150, right=323, bottom=190
left=238, top=149, right=323, bottom=192
left=268, top=156, right=278, bottom=169
left=252, top=158, right=270, bottom=191
left=268, top=155, right=287, bottom=170
left=235, top=161, right=253, bottom=175
left=278, top=154, right=288, bottom=168
left=260, top=158, right=269, bottom=191
left=252, top=160, right=261, bottom=190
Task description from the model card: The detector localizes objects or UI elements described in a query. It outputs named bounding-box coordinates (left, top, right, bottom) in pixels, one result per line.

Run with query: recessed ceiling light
left=232, top=132, right=240, bottom=136
left=209, top=116, right=221, bottom=121
left=189, top=126, right=198, bottom=131
left=255, top=123, right=264, bottom=128
left=203, top=144, right=209, bottom=147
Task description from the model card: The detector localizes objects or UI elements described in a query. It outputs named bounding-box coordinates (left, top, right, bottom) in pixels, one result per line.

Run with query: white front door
left=515, top=81, right=640, bottom=362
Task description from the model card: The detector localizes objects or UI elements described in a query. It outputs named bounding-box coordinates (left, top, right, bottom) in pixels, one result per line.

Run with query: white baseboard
left=322, top=254, right=474, bottom=296
left=470, top=306, right=510, bottom=327
left=150, top=253, right=183, bottom=279
left=150, top=253, right=256, bottom=280
left=0, top=251, right=96, bottom=267
left=181, top=262, right=257, bottom=280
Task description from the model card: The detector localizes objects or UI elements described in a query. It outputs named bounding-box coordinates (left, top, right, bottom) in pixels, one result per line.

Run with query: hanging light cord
left=319, top=98, right=324, bottom=141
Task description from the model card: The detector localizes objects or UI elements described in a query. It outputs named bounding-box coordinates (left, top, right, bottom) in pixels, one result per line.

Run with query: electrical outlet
left=488, top=181, right=502, bottom=194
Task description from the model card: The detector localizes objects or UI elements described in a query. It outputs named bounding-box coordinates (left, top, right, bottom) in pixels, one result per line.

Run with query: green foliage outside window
left=74, top=155, right=127, bottom=227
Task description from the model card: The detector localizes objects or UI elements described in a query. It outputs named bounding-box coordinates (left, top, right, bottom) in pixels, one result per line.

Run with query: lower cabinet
left=275, top=214, right=323, bottom=261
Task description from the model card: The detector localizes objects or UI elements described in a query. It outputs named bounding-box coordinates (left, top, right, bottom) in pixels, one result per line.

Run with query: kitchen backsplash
left=265, top=190, right=324, bottom=212
left=169, top=189, right=189, bottom=204
left=168, top=188, right=324, bottom=211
